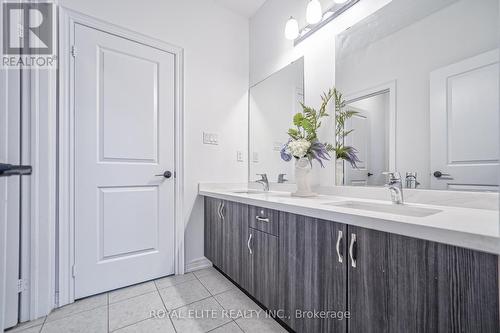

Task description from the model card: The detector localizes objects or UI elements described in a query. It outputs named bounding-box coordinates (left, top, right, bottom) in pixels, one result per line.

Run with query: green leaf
left=293, top=113, right=304, bottom=126
left=301, top=119, right=313, bottom=132
left=287, top=128, right=300, bottom=139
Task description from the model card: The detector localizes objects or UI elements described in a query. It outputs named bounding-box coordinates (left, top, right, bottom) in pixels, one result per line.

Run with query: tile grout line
left=194, top=270, right=239, bottom=332
left=37, top=316, right=48, bottom=333
left=154, top=277, right=178, bottom=333
left=108, top=317, right=150, bottom=333
left=202, top=274, right=245, bottom=333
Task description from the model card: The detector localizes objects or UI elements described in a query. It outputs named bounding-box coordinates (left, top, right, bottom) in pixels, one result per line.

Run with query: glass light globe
left=306, top=0, right=322, bottom=24
left=284, top=16, right=299, bottom=40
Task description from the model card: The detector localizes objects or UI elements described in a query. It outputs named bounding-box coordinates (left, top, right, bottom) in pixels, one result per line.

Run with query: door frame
left=344, top=80, right=397, bottom=173
left=57, top=8, right=185, bottom=306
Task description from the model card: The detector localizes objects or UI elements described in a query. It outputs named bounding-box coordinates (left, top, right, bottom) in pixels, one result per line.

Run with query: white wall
left=250, top=0, right=391, bottom=186
left=336, top=0, right=498, bottom=187
left=58, top=0, right=249, bottom=271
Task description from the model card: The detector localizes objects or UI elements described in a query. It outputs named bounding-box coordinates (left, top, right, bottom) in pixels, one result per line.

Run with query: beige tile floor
left=6, top=267, right=287, bottom=333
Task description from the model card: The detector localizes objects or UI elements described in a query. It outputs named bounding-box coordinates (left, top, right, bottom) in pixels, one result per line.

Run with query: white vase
left=293, top=157, right=317, bottom=197
left=335, top=159, right=344, bottom=186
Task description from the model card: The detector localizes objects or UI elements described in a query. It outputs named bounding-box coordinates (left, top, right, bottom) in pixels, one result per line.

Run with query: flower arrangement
left=280, top=89, right=335, bottom=167
left=333, top=89, right=361, bottom=168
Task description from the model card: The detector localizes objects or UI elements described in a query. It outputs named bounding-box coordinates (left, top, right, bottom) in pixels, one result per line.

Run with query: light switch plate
left=203, top=132, right=218, bottom=145
left=237, top=151, right=244, bottom=162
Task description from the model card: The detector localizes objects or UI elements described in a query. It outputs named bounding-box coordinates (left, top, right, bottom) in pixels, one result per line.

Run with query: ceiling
left=214, top=0, right=268, bottom=18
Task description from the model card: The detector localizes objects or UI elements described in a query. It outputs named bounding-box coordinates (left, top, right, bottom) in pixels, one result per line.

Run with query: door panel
left=279, top=213, right=347, bottom=333
left=430, top=49, right=499, bottom=190
left=344, top=109, right=369, bottom=186
left=347, top=226, right=499, bottom=333
left=204, top=197, right=223, bottom=268
left=74, top=23, right=175, bottom=298
left=221, top=201, right=248, bottom=286
left=1, top=68, right=21, bottom=329
left=247, top=228, right=279, bottom=311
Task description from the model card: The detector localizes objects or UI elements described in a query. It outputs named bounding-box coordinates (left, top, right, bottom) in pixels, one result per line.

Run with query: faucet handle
left=382, top=171, right=401, bottom=180
left=277, top=173, right=288, bottom=183
left=256, top=173, right=268, bottom=181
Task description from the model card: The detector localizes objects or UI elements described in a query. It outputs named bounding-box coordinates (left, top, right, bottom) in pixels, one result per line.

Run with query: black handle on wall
left=155, top=171, right=172, bottom=179
left=0, top=163, right=32, bottom=177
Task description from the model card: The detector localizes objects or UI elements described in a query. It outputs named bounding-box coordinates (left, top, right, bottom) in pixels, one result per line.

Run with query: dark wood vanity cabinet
left=278, top=212, right=347, bottom=333
left=204, top=197, right=249, bottom=286
left=246, top=227, right=279, bottom=311
left=347, top=226, right=499, bottom=333
left=204, top=198, right=500, bottom=333
left=204, top=197, right=223, bottom=268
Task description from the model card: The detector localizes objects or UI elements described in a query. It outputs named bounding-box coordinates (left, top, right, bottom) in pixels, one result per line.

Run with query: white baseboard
left=185, top=257, right=212, bottom=273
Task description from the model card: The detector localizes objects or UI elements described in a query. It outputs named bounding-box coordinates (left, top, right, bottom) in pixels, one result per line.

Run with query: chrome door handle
left=255, top=216, right=269, bottom=223
left=349, top=233, right=357, bottom=268
left=336, top=230, right=344, bottom=263
left=247, top=233, right=253, bottom=255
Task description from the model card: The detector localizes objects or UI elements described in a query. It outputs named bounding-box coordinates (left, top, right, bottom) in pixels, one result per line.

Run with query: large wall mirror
left=336, top=0, right=499, bottom=191
left=249, top=58, right=304, bottom=183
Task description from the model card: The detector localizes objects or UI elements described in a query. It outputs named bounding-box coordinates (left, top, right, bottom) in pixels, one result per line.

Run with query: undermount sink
left=323, top=201, right=442, bottom=217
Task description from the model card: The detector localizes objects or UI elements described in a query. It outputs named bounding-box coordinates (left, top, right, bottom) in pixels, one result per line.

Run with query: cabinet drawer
left=248, top=205, right=279, bottom=236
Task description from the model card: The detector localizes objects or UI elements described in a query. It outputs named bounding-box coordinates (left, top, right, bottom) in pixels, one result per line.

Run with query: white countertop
left=199, top=183, right=500, bottom=255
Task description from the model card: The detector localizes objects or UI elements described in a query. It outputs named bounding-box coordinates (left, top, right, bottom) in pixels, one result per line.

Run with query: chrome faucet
left=277, top=173, right=288, bottom=183
left=383, top=172, right=404, bottom=204
left=405, top=172, right=420, bottom=189
left=255, top=173, right=269, bottom=192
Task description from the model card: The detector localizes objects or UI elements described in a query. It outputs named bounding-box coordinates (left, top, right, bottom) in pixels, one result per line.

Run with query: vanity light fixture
left=285, top=16, right=299, bottom=40
left=306, top=0, right=322, bottom=24
left=286, top=0, right=359, bottom=45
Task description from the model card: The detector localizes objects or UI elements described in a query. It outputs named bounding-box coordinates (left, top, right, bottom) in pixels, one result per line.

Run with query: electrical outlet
left=237, top=151, right=244, bottom=162
left=203, top=132, right=218, bottom=145
left=273, top=141, right=283, bottom=151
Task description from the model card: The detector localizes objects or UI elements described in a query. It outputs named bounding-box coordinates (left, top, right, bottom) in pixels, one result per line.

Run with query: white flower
left=288, top=139, right=311, bottom=158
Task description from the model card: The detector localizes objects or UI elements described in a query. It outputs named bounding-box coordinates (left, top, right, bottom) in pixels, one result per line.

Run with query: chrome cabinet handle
left=220, top=201, right=225, bottom=221
left=247, top=233, right=253, bottom=255
left=349, top=233, right=357, bottom=268
left=217, top=202, right=222, bottom=219
left=336, top=230, right=344, bottom=263
left=255, top=216, right=269, bottom=223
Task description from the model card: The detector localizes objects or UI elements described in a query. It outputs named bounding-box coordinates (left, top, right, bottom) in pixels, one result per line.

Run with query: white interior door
left=430, top=49, right=499, bottom=191
left=74, top=23, right=176, bottom=298
left=1, top=69, right=21, bottom=329
left=344, top=109, right=370, bottom=186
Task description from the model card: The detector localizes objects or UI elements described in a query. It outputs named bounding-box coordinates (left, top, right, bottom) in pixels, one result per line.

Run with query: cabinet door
left=347, top=226, right=499, bottom=333
left=246, top=228, right=279, bottom=311
left=279, top=212, right=347, bottom=333
left=204, top=197, right=223, bottom=268
left=221, top=201, right=248, bottom=286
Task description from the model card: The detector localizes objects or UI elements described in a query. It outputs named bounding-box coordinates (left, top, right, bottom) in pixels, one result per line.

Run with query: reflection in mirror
left=335, top=0, right=499, bottom=191
left=341, top=91, right=390, bottom=187
left=249, top=58, right=304, bottom=183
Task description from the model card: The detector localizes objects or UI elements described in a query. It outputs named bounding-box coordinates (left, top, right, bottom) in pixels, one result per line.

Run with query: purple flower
left=343, top=146, right=361, bottom=168
left=309, top=141, right=331, bottom=168
left=280, top=141, right=292, bottom=162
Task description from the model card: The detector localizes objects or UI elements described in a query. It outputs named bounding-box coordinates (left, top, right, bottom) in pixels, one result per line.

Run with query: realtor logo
left=2, top=1, right=56, bottom=68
